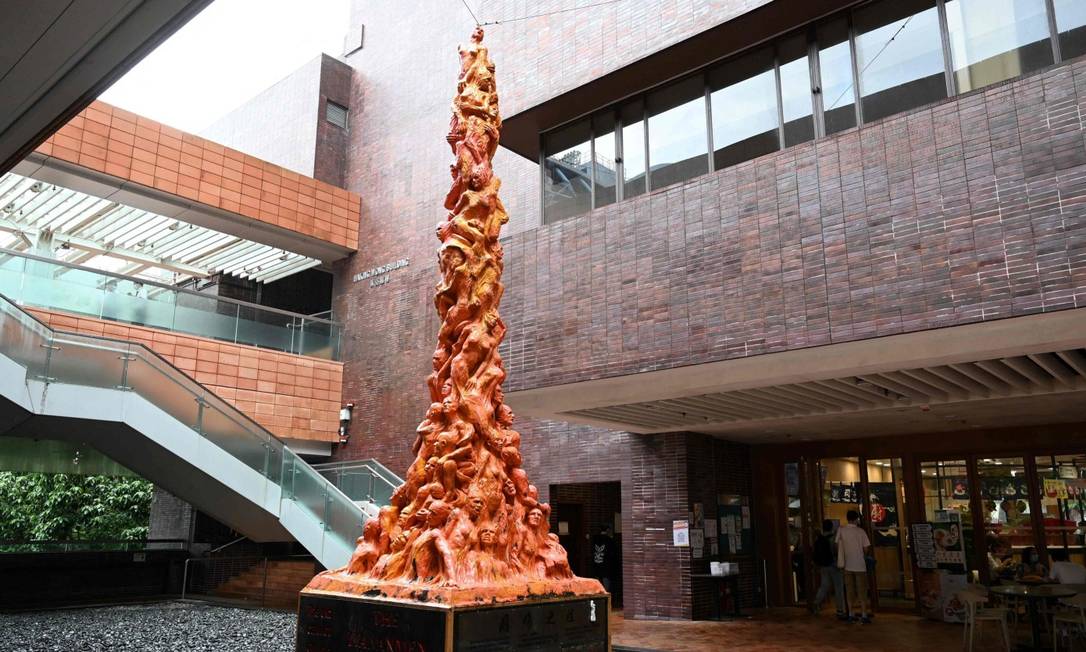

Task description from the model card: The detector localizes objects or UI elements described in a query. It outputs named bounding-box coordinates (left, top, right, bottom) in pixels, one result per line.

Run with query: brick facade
left=29, top=307, right=343, bottom=442
left=333, top=0, right=1086, bottom=619
left=37, top=100, right=361, bottom=250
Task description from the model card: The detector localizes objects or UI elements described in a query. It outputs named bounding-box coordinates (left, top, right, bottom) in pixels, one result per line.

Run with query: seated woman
left=1016, top=546, right=1048, bottom=582
left=986, top=534, right=1016, bottom=581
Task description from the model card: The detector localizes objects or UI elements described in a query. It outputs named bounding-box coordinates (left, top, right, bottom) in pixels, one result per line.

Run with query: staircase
left=0, top=292, right=400, bottom=569
left=213, top=559, right=319, bottom=609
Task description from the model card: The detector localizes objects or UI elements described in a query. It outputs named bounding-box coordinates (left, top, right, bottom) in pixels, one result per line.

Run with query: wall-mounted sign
left=352, top=258, right=409, bottom=287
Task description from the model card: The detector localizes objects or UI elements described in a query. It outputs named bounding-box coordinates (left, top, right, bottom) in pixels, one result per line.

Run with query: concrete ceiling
left=0, top=0, right=212, bottom=175
left=505, top=309, right=1086, bottom=444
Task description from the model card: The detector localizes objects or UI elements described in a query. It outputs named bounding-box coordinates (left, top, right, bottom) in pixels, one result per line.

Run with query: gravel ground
left=0, top=601, right=296, bottom=651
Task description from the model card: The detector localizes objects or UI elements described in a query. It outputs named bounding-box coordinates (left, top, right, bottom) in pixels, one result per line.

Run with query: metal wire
left=479, top=0, right=626, bottom=27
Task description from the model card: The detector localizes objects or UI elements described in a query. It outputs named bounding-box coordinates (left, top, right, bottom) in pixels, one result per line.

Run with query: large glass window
left=921, top=459, right=974, bottom=572
left=620, top=100, right=646, bottom=199
left=709, top=49, right=779, bottom=170
left=778, top=34, right=816, bottom=147
left=646, top=76, right=708, bottom=190
left=592, top=113, right=617, bottom=208
left=1054, top=0, right=1086, bottom=60
left=542, top=120, right=592, bottom=224
left=817, top=17, right=858, bottom=135
left=854, top=0, right=947, bottom=123
left=1035, top=454, right=1086, bottom=567
left=977, top=457, right=1034, bottom=574
left=945, top=0, right=1053, bottom=93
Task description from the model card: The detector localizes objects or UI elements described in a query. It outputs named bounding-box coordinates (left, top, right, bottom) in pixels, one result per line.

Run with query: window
left=593, top=113, right=617, bottom=208
left=709, top=49, right=779, bottom=170
left=325, top=101, right=349, bottom=129
left=945, top=0, right=1053, bottom=93
left=817, top=17, right=858, bottom=135
left=1035, top=454, right=1086, bottom=567
left=778, top=34, right=816, bottom=147
left=621, top=101, right=647, bottom=199
left=647, top=76, right=708, bottom=190
left=543, top=120, right=592, bottom=224
left=854, top=0, right=947, bottom=123
left=1054, top=0, right=1086, bottom=60
left=537, top=0, right=1081, bottom=224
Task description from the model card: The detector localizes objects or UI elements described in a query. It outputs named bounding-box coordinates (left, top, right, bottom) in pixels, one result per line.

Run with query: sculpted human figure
left=332, top=28, right=601, bottom=599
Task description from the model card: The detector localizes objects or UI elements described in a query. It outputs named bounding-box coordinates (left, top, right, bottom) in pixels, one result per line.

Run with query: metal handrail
left=0, top=246, right=339, bottom=325
left=208, top=536, right=248, bottom=555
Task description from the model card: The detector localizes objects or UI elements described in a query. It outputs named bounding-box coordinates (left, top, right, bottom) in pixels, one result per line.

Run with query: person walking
left=812, top=519, right=847, bottom=620
left=590, top=525, right=617, bottom=592
left=837, top=509, right=872, bottom=624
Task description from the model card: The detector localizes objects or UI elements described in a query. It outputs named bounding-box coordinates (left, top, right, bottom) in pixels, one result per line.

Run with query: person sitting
left=1016, top=546, right=1048, bottom=581
left=986, top=534, right=1015, bottom=581
left=1048, top=548, right=1086, bottom=584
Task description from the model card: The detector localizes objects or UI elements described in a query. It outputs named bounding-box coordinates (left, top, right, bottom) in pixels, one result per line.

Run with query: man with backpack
left=812, top=519, right=847, bottom=620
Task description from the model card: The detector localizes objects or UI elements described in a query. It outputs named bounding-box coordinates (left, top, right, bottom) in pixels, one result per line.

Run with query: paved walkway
left=611, top=608, right=973, bottom=652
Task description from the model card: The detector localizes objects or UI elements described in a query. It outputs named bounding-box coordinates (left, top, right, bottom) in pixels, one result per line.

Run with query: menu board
left=912, top=523, right=937, bottom=569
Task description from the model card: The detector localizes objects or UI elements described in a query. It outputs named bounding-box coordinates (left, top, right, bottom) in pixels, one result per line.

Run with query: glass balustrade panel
left=173, top=293, right=240, bottom=343
left=48, top=335, right=129, bottom=389
left=0, top=297, right=50, bottom=374
left=22, top=260, right=104, bottom=318
left=198, top=393, right=273, bottom=476
left=125, top=354, right=201, bottom=429
left=100, top=278, right=176, bottom=330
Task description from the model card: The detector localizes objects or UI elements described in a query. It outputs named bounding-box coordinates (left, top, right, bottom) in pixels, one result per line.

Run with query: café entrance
left=761, top=426, right=1086, bottom=611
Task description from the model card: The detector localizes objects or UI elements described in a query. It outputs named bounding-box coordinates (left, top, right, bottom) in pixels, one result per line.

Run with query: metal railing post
left=181, top=558, right=191, bottom=600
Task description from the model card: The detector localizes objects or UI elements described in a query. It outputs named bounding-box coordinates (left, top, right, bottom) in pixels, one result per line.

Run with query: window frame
left=537, top=0, right=1070, bottom=226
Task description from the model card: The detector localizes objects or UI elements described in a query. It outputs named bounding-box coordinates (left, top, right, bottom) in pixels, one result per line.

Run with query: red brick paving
left=610, top=608, right=974, bottom=652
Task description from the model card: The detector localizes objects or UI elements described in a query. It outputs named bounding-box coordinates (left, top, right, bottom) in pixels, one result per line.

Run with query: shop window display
left=977, top=457, right=1034, bottom=577
left=1035, top=454, right=1086, bottom=567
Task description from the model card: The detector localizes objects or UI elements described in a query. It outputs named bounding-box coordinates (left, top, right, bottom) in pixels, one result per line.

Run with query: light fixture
left=338, top=402, right=355, bottom=444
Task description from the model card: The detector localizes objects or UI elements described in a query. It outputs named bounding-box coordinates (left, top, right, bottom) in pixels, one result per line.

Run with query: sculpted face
left=527, top=508, right=543, bottom=528
left=468, top=496, right=485, bottom=517
left=503, top=480, right=516, bottom=497
left=480, top=527, right=497, bottom=545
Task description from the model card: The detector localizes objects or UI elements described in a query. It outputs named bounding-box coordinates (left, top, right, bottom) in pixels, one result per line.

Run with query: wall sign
left=352, top=258, right=409, bottom=287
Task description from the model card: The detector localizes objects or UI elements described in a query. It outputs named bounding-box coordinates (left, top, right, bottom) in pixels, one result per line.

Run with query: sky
left=100, top=0, right=351, bottom=134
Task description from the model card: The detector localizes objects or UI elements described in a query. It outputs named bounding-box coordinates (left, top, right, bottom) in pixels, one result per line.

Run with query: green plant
left=0, top=472, right=152, bottom=541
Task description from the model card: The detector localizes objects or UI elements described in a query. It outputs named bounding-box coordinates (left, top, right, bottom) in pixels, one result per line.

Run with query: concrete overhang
left=505, top=309, right=1086, bottom=443
left=0, top=0, right=212, bottom=175
left=499, top=0, right=858, bottom=161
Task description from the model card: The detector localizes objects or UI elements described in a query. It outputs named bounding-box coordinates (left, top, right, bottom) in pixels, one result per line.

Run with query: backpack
left=812, top=533, right=834, bottom=567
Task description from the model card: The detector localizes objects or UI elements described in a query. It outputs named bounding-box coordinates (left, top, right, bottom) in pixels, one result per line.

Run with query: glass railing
left=0, top=293, right=363, bottom=564
left=0, top=248, right=341, bottom=360
left=311, top=459, right=402, bottom=506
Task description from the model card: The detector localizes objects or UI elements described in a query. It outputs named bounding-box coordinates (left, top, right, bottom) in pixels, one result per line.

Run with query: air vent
left=326, top=101, right=348, bottom=129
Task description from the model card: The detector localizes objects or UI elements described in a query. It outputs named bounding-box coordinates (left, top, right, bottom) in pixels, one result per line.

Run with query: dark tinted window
left=593, top=113, right=617, bottom=208
left=1054, top=0, right=1086, bottom=60
left=778, top=33, right=815, bottom=147
left=543, top=120, right=592, bottom=224
left=854, top=0, right=947, bottom=123
left=709, top=48, right=779, bottom=170
left=945, top=0, right=1053, bottom=93
left=817, top=17, right=857, bottom=135
left=647, top=76, right=708, bottom=190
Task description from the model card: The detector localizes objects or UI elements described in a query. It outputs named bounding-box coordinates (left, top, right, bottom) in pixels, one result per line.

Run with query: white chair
left=1053, top=594, right=1086, bottom=652
left=960, top=589, right=1011, bottom=652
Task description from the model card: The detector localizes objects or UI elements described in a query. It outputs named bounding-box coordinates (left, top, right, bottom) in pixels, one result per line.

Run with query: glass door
left=867, top=458, right=912, bottom=607
left=976, top=456, right=1034, bottom=577
left=784, top=461, right=809, bottom=604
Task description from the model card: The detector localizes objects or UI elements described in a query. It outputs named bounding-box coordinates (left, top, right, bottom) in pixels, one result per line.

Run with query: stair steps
left=212, top=559, right=318, bottom=609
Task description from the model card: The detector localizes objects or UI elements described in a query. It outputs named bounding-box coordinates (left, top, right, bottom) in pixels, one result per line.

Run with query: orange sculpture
left=306, top=28, right=604, bottom=605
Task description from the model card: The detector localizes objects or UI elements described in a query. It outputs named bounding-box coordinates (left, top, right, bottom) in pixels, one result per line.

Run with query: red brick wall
left=501, top=60, right=1086, bottom=391
left=30, top=308, right=343, bottom=443
left=36, top=101, right=360, bottom=250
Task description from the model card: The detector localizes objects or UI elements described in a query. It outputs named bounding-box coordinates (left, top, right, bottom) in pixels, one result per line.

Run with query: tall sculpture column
left=298, top=29, right=608, bottom=652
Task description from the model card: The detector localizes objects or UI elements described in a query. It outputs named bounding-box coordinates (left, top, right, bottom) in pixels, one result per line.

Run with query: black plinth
left=297, top=591, right=610, bottom=652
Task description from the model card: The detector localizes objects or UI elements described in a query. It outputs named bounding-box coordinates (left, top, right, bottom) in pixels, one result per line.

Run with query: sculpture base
left=296, top=588, right=611, bottom=651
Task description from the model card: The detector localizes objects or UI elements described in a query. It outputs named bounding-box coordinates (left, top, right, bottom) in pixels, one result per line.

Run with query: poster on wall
left=868, top=483, right=898, bottom=528
left=981, top=478, right=1030, bottom=500
left=1044, top=478, right=1069, bottom=500
left=912, top=523, right=937, bottom=569
left=673, top=520, right=690, bottom=547
left=690, top=529, right=705, bottom=559
left=949, top=476, right=970, bottom=500
left=932, top=520, right=967, bottom=571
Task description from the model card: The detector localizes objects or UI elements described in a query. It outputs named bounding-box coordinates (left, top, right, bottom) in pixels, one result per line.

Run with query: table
left=989, top=584, right=1079, bottom=650
left=691, top=573, right=742, bottom=620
